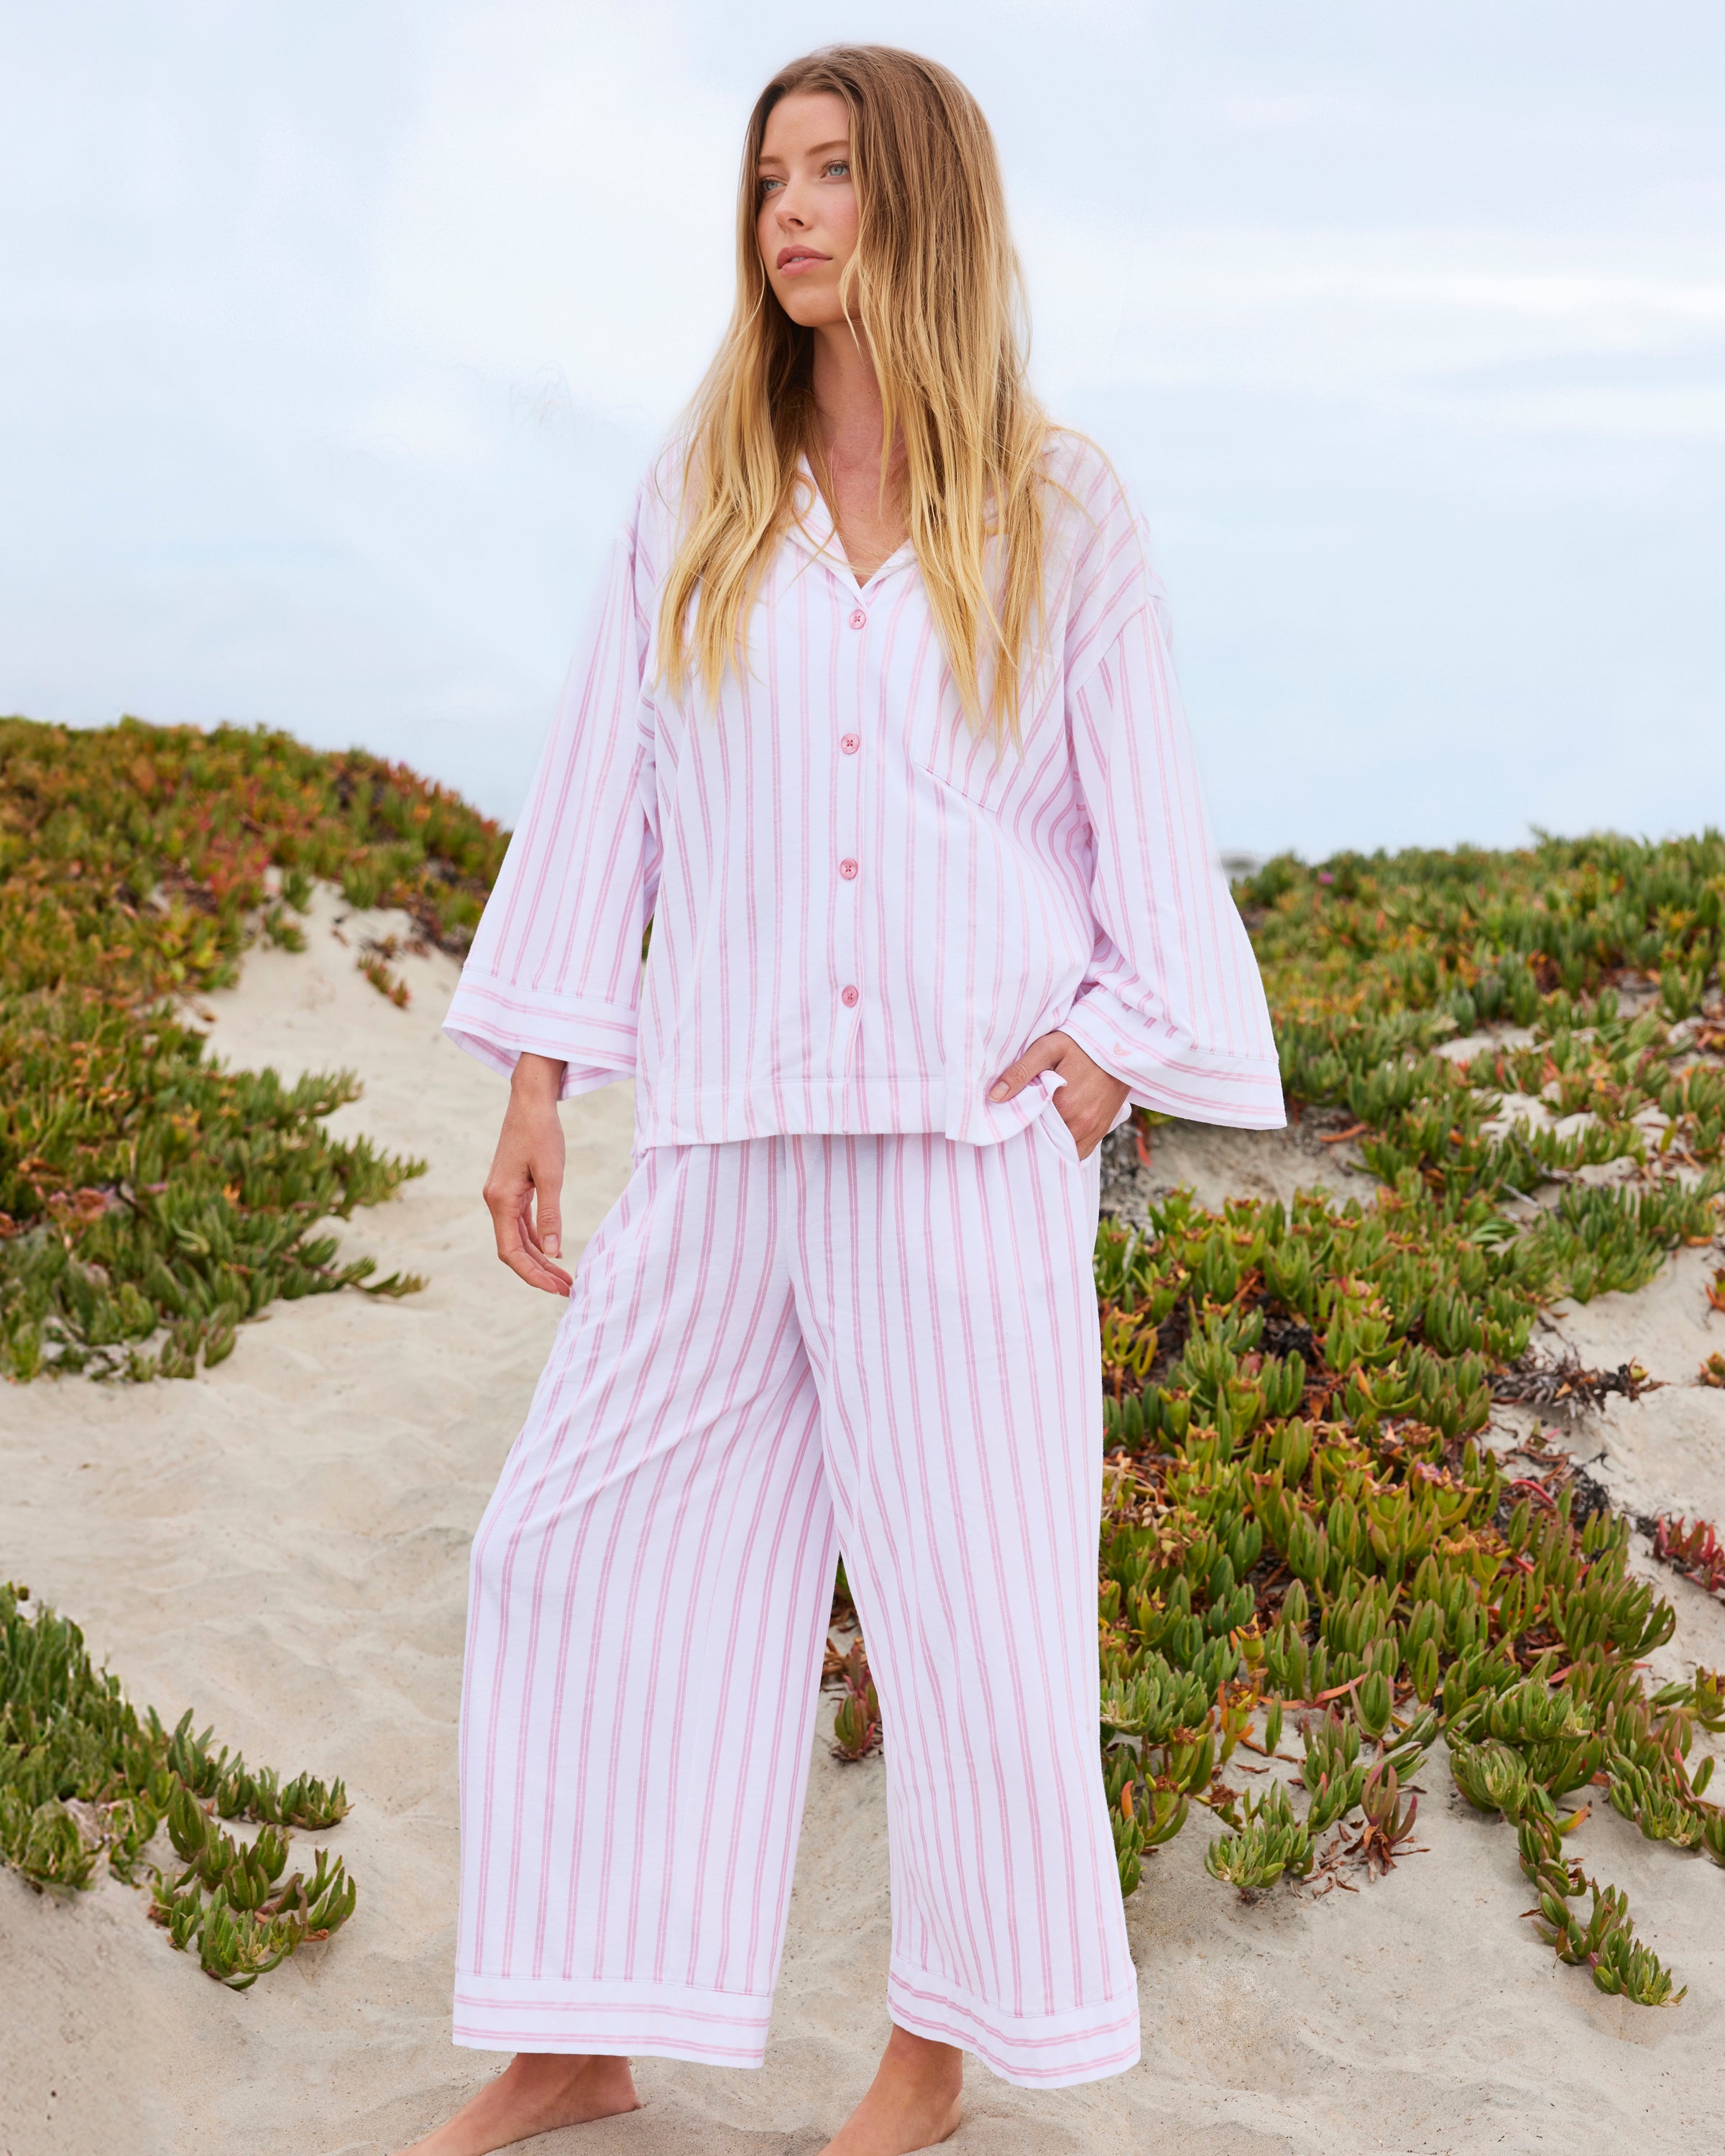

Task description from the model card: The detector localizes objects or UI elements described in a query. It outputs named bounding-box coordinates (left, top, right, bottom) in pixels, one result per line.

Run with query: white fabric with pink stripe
left=442, top=430, right=1284, bottom=1146
left=454, top=1120, right=1141, bottom=2086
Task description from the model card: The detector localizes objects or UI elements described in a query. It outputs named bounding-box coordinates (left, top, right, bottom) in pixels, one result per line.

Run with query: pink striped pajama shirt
left=443, top=432, right=1283, bottom=1141
left=443, top=430, right=1282, bottom=2088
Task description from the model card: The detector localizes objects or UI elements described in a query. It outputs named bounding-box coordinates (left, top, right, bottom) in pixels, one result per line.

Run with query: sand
left=3, top=894, right=1724, bottom=2156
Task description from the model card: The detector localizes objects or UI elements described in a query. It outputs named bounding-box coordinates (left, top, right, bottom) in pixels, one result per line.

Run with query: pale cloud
left=1218, top=93, right=1355, bottom=131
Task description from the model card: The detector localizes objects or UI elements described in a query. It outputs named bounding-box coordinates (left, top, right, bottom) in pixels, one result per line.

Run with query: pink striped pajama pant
left=454, top=1107, right=1141, bottom=2087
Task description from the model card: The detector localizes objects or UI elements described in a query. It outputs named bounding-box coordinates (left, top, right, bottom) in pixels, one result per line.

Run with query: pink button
left=840, top=733, right=860, bottom=754
left=849, top=608, right=867, bottom=630
left=839, top=857, right=859, bottom=880
left=841, top=985, right=860, bottom=1008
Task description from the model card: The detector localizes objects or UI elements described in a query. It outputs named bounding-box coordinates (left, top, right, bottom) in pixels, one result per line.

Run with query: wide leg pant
left=453, top=1112, right=1140, bottom=2087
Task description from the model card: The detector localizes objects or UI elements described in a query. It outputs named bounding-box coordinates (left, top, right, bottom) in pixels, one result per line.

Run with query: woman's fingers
left=988, top=1033, right=1062, bottom=1102
left=512, top=1183, right=569, bottom=1274
left=988, top=1030, right=1131, bottom=1159
left=528, top=1181, right=563, bottom=1263
left=484, top=1121, right=572, bottom=1296
left=507, top=1243, right=574, bottom=1294
left=492, top=1187, right=573, bottom=1295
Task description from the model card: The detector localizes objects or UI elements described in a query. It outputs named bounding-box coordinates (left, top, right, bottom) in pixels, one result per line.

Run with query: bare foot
left=400, top=2053, right=640, bottom=2155
left=822, top=2025, right=963, bottom=2154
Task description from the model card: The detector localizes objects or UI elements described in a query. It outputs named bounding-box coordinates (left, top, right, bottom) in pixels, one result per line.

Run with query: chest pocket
left=916, top=702, right=1018, bottom=808
left=912, top=653, right=1070, bottom=814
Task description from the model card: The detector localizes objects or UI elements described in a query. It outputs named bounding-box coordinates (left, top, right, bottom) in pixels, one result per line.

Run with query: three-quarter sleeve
left=443, top=505, right=661, bottom=1100
left=1056, top=492, right=1285, bottom=1129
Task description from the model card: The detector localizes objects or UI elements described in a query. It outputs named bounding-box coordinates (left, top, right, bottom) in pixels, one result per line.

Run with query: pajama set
left=441, top=431, right=1283, bottom=2087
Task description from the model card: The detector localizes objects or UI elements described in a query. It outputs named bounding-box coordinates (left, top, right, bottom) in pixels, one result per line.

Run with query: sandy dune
left=3, top=896, right=1724, bottom=2155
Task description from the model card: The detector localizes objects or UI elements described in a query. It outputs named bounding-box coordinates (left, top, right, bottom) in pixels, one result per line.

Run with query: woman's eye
left=758, top=176, right=783, bottom=195
left=824, top=160, right=850, bottom=178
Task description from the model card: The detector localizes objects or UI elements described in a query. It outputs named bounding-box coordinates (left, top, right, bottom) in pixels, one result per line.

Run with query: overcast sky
left=2, top=1, right=1721, bottom=855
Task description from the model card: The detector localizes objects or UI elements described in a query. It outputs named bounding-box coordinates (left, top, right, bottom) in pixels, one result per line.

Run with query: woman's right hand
left=483, top=1053, right=574, bottom=1295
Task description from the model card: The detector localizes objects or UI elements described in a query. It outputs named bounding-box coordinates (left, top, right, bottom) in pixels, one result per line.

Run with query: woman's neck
left=809, top=323, right=908, bottom=583
left=810, top=323, right=889, bottom=471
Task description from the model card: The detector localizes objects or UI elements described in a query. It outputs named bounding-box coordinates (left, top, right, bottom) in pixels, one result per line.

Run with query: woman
left=414, top=42, right=1281, bottom=2156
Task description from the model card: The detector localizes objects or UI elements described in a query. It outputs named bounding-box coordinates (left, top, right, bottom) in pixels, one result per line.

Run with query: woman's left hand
left=989, top=1031, right=1131, bottom=1160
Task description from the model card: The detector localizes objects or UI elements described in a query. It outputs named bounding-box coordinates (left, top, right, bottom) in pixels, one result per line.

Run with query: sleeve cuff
left=1060, top=987, right=1286, bottom=1130
left=441, top=971, right=638, bottom=1102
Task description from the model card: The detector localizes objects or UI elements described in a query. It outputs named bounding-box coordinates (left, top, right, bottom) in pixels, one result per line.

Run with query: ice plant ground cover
left=0, top=714, right=506, bottom=1381
left=1, top=714, right=509, bottom=1983
left=1096, top=837, right=1725, bottom=2004
left=0, top=1579, right=356, bottom=1987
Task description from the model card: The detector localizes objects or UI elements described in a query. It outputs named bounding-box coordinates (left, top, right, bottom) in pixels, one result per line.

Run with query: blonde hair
left=655, top=44, right=1054, bottom=741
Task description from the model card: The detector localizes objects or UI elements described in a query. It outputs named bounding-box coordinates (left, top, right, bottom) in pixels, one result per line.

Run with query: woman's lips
left=776, top=249, right=829, bottom=274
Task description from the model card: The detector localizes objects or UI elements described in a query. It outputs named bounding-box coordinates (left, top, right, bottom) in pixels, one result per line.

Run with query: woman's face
left=755, top=91, right=860, bottom=331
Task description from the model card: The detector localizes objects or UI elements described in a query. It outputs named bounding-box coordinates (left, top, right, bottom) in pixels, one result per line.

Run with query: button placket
left=834, top=589, right=866, bottom=1032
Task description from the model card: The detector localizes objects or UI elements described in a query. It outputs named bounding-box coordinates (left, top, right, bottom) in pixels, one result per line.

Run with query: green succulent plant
left=1, top=715, right=510, bottom=1382
left=1, top=1580, right=356, bottom=1990
left=1204, top=1780, right=1314, bottom=1893
left=1093, top=827, right=1725, bottom=2009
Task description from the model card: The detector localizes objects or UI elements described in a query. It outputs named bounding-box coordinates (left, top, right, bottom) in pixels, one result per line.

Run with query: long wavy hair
left=654, top=44, right=1056, bottom=742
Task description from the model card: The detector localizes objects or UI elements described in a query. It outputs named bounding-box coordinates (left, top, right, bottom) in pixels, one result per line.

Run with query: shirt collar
left=782, top=453, right=918, bottom=590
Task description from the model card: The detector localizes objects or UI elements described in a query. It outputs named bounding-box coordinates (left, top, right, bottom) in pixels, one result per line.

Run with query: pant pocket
left=1033, top=1077, right=1082, bottom=1168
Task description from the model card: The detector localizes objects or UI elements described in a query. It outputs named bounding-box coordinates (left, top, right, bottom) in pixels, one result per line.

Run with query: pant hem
left=452, top=1976, right=772, bottom=2067
left=886, top=1961, right=1141, bottom=2088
